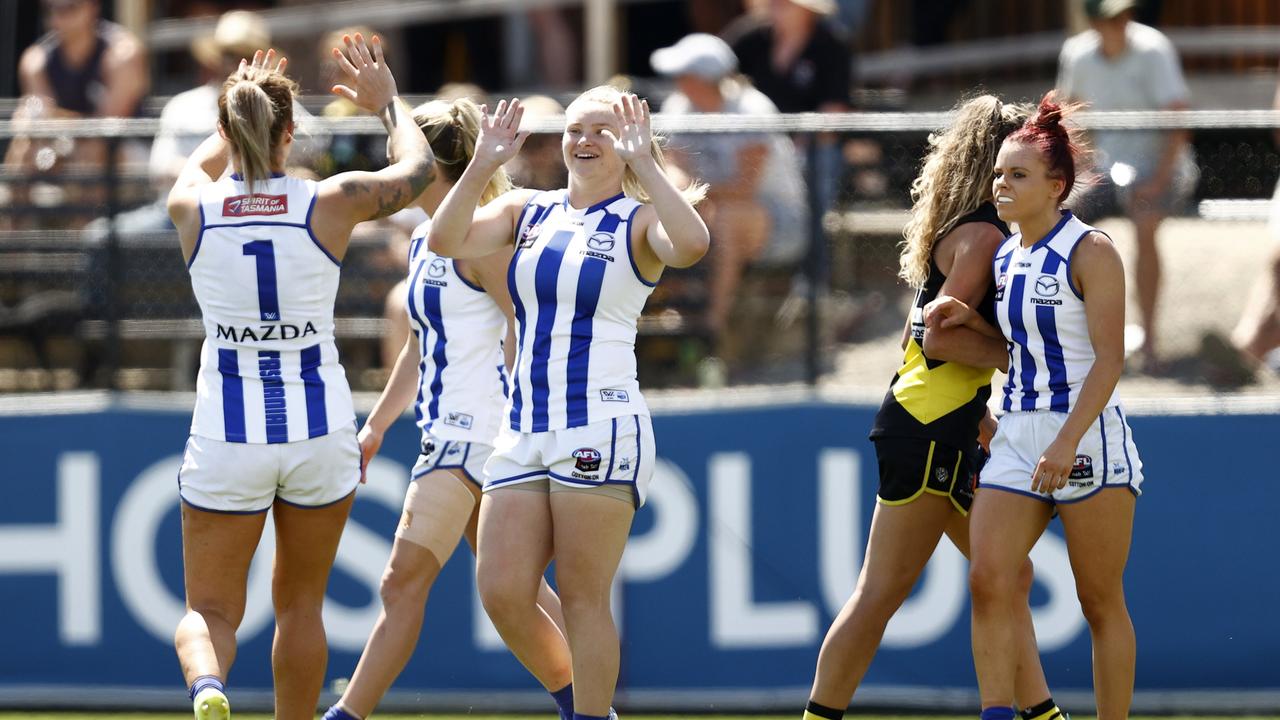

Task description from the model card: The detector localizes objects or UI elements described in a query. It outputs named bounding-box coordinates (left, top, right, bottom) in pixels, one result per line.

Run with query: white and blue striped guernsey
left=507, top=189, right=652, bottom=432
left=187, top=173, right=354, bottom=443
left=406, top=219, right=509, bottom=443
left=993, top=210, right=1119, bottom=414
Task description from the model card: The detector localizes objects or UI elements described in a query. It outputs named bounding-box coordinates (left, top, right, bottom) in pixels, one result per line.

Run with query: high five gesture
left=473, top=99, right=531, bottom=170
left=604, top=93, right=652, bottom=165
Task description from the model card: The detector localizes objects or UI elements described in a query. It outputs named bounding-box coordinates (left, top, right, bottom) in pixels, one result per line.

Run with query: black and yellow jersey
left=869, top=202, right=1008, bottom=450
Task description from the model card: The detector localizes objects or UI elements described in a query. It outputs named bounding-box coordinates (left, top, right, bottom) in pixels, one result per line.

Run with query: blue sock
left=981, top=707, right=1017, bottom=720
left=550, top=683, right=575, bottom=720
left=573, top=714, right=609, bottom=720
left=187, top=675, right=224, bottom=701
left=322, top=706, right=360, bottom=720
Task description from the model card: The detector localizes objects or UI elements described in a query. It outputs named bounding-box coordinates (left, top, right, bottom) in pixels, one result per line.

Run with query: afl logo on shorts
left=587, top=233, right=615, bottom=252
left=1069, top=454, right=1094, bottom=479
left=428, top=258, right=447, bottom=278
left=573, top=447, right=602, bottom=473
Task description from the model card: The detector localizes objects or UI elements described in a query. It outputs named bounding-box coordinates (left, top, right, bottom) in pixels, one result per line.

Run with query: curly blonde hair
left=412, top=97, right=512, bottom=206
left=568, top=85, right=708, bottom=206
left=899, top=95, right=1029, bottom=288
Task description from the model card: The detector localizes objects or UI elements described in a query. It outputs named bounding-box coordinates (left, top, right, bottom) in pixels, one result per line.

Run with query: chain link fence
left=1, top=110, right=1278, bottom=394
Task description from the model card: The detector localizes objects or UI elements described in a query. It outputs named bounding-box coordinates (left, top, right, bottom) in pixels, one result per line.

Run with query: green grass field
left=4, top=715, right=1277, bottom=720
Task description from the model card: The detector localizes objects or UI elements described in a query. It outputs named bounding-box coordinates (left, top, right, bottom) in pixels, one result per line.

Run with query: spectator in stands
left=150, top=10, right=329, bottom=189
left=1198, top=59, right=1280, bottom=386
left=723, top=0, right=853, bottom=284
left=2, top=0, right=149, bottom=229
left=651, top=33, right=808, bottom=339
left=1057, top=0, right=1197, bottom=372
left=722, top=0, right=851, bottom=116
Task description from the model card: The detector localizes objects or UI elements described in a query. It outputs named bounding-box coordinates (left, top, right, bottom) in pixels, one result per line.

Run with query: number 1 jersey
left=187, top=174, right=354, bottom=444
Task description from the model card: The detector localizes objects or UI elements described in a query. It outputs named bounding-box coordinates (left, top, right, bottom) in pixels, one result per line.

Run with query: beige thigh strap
left=396, top=470, right=477, bottom=563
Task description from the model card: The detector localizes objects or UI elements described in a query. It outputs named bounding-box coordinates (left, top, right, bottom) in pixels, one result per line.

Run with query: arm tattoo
left=339, top=152, right=437, bottom=221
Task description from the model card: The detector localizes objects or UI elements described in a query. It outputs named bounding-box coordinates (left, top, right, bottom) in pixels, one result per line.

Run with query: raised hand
left=472, top=99, right=530, bottom=169
left=603, top=93, right=653, bottom=165
left=232, top=48, right=287, bottom=82
left=329, top=33, right=398, bottom=114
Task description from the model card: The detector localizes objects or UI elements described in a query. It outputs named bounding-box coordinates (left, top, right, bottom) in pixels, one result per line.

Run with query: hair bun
left=1029, top=93, right=1067, bottom=135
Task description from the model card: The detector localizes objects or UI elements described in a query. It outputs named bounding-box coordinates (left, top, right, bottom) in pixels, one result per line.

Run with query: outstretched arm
left=428, top=99, right=534, bottom=259
left=315, top=34, right=435, bottom=235
left=609, top=95, right=709, bottom=274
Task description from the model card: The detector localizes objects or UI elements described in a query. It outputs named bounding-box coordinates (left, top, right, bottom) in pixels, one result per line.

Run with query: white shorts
left=483, top=414, right=656, bottom=508
left=178, top=425, right=361, bottom=513
left=411, top=433, right=493, bottom=488
left=980, top=407, right=1143, bottom=505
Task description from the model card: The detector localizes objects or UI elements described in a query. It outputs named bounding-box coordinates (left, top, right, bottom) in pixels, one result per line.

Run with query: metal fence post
left=804, top=138, right=822, bottom=387
left=103, top=136, right=121, bottom=390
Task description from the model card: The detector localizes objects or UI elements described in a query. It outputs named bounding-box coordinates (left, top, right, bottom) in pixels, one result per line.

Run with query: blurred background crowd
left=1, top=0, right=1278, bottom=396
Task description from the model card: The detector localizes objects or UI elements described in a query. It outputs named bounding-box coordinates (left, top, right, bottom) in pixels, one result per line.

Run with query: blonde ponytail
left=413, top=97, right=513, bottom=206
left=217, top=65, right=298, bottom=196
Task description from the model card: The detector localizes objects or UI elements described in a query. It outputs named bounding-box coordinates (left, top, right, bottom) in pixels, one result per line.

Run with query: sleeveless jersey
left=507, top=190, right=652, bottom=432
left=405, top=220, right=509, bottom=443
left=994, top=210, right=1119, bottom=413
left=188, top=174, right=354, bottom=443
left=870, top=202, right=1008, bottom=449
left=39, top=21, right=136, bottom=116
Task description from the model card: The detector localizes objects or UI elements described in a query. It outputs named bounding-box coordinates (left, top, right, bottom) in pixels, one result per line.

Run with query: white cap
left=650, top=33, right=737, bottom=81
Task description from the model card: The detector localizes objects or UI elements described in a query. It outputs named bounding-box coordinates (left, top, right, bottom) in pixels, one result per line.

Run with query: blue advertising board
left=1, top=396, right=1277, bottom=708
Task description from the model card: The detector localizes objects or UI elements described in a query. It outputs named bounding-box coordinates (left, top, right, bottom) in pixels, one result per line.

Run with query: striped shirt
left=507, top=189, right=653, bottom=432
left=406, top=220, right=509, bottom=443
left=188, top=174, right=354, bottom=443
left=993, top=210, right=1119, bottom=413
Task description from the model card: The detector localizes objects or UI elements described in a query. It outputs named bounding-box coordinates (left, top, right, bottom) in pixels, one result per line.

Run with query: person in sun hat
left=651, top=32, right=808, bottom=340
left=150, top=10, right=329, bottom=187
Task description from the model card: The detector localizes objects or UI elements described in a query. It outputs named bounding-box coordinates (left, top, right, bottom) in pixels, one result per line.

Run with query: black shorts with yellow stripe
left=873, top=437, right=978, bottom=515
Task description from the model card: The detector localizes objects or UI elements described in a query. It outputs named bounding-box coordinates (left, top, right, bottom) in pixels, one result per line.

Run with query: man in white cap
left=149, top=10, right=328, bottom=186
left=1058, top=0, right=1196, bottom=372
left=652, top=32, right=808, bottom=343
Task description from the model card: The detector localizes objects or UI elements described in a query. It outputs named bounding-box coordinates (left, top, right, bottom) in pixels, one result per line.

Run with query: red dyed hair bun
left=1008, top=91, right=1089, bottom=204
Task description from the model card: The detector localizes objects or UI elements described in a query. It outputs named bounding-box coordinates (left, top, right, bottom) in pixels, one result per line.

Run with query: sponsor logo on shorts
left=443, top=411, right=474, bottom=430
left=935, top=465, right=948, bottom=484
left=571, top=471, right=598, bottom=481
left=573, top=447, right=602, bottom=473
left=223, top=194, right=287, bottom=216
left=1069, top=454, right=1094, bottom=480
left=600, top=389, right=630, bottom=403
